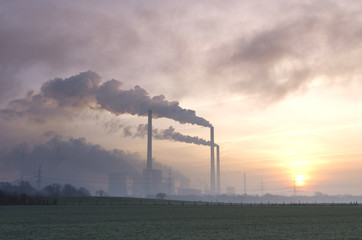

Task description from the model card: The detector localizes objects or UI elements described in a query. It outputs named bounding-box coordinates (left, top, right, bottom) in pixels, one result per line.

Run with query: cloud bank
left=2, top=1, right=362, bottom=106
left=0, top=136, right=187, bottom=192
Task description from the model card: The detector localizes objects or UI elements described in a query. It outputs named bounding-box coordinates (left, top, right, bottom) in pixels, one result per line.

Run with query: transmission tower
left=37, top=164, right=42, bottom=191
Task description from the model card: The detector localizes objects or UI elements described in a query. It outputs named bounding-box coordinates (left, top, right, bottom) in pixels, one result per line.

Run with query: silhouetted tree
left=42, top=183, right=62, bottom=196
left=95, top=190, right=106, bottom=197
left=156, top=192, right=166, bottom=200
left=61, top=184, right=78, bottom=196
left=19, top=181, right=37, bottom=195
left=0, top=182, right=91, bottom=204
left=78, top=187, right=91, bottom=196
left=0, top=181, right=36, bottom=195
left=0, top=182, right=14, bottom=194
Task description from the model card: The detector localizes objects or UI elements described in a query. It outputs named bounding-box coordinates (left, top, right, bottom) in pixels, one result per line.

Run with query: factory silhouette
left=108, top=110, right=221, bottom=197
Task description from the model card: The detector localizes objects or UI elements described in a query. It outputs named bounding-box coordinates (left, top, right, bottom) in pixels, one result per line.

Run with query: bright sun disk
left=295, top=175, right=306, bottom=187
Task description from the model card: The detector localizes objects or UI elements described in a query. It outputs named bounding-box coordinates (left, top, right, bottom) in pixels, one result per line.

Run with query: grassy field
left=1, top=201, right=362, bottom=239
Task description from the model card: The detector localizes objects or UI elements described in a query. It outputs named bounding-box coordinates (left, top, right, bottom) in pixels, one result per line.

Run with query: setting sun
left=295, top=175, right=306, bottom=187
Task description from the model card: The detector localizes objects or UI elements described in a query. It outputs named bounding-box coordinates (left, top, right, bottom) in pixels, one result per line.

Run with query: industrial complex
left=108, top=110, right=221, bottom=197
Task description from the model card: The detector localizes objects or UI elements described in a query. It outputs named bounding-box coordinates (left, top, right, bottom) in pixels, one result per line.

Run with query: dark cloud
left=0, top=1, right=192, bottom=102
left=0, top=71, right=100, bottom=122
left=2, top=1, right=362, bottom=106
left=209, top=1, right=362, bottom=103
left=41, top=71, right=101, bottom=107
left=0, top=1, right=95, bottom=101
left=214, top=19, right=315, bottom=102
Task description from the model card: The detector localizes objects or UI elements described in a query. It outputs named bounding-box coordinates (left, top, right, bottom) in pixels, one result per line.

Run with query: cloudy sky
left=2, top=0, right=362, bottom=195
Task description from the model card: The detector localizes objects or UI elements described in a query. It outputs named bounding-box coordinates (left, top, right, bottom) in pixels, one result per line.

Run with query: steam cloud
left=124, top=124, right=211, bottom=146
left=154, top=126, right=211, bottom=146
left=0, top=136, right=140, bottom=188
left=96, top=79, right=212, bottom=127
left=1, top=71, right=212, bottom=127
left=0, top=136, right=188, bottom=192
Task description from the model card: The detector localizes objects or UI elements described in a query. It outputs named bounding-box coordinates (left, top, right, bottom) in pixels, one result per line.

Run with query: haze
left=1, top=0, right=362, bottom=196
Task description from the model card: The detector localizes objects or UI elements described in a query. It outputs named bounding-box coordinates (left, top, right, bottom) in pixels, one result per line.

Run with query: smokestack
left=210, top=127, right=215, bottom=193
left=147, top=110, right=152, bottom=170
left=216, top=145, right=220, bottom=194
left=244, top=172, right=247, bottom=195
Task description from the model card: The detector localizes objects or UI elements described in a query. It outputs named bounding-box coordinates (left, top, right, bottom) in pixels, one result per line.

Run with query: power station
left=142, top=109, right=221, bottom=195
left=109, top=109, right=221, bottom=196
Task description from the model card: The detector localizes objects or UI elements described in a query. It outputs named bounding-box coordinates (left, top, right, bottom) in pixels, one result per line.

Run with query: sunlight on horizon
left=295, top=175, right=306, bottom=187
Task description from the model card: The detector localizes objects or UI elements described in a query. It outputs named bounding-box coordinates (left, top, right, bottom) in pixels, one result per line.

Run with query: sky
left=1, top=0, right=362, bottom=195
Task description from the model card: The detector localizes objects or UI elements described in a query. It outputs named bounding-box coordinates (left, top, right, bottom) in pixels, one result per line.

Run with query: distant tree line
left=168, top=193, right=362, bottom=205
left=0, top=181, right=91, bottom=205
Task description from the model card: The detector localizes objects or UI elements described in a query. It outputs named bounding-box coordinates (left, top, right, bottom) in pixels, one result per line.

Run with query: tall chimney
left=210, top=127, right=215, bottom=193
left=147, top=110, right=152, bottom=170
left=244, top=172, right=247, bottom=195
left=216, top=145, right=220, bottom=194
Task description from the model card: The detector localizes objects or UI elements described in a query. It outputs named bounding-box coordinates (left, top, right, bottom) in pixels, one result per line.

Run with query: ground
left=1, top=201, right=362, bottom=239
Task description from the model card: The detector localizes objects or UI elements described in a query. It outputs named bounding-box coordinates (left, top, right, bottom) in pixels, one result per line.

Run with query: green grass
left=1, top=203, right=362, bottom=239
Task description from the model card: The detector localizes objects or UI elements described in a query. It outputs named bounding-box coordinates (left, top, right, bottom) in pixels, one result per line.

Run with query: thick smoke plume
left=154, top=126, right=211, bottom=146
left=96, top=80, right=211, bottom=127
left=0, top=71, right=212, bottom=127
left=124, top=124, right=211, bottom=146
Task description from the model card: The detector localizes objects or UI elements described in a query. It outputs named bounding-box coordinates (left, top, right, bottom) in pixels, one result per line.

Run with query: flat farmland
left=1, top=203, right=362, bottom=239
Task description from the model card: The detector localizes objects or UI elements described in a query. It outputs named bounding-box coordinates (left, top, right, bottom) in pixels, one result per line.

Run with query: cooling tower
left=210, top=127, right=215, bottom=193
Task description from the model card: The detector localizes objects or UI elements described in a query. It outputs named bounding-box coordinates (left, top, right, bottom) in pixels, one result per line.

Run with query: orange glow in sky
left=295, top=175, right=306, bottom=187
